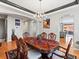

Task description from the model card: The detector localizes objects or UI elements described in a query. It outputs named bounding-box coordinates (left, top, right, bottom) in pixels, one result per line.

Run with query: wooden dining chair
left=19, top=38, right=28, bottom=59
left=20, top=37, right=41, bottom=59
left=5, top=37, right=20, bottom=59
left=12, top=35, right=18, bottom=41
left=41, top=32, right=47, bottom=39
left=19, top=38, right=41, bottom=59
left=5, top=49, right=19, bottom=59
left=48, top=33, right=56, bottom=40
left=13, top=36, right=21, bottom=59
left=5, top=37, right=28, bottom=59
left=37, top=34, right=41, bottom=40
left=23, top=32, right=30, bottom=39
left=49, top=39, right=72, bottom=59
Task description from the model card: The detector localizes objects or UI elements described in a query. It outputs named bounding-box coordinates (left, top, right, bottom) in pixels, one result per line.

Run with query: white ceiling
left=8, top=0, right=75, bottom=13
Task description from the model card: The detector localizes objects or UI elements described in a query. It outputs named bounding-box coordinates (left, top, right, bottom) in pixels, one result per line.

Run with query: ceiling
left=8, top=0, right=76, bottom=13
left=0, top=0, right=78, bottom=15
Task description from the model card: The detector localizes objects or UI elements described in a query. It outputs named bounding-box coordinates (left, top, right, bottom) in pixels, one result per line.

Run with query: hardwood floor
left=0, top=41, right=17, bottom=59
left=60, top=38, right=79, bottom=59
left=0, top=38, right=79, bottom=59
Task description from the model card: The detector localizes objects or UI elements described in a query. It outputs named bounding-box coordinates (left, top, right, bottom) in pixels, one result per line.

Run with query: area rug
left=68, top=54, right=77, bottom=59
left=6, top=49, right=77, bottom=59
left=39, top=54, right=76, bottom=59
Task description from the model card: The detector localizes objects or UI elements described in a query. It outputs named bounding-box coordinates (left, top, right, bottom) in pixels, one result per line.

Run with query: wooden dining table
left=25, top=37, right=59, bottom=59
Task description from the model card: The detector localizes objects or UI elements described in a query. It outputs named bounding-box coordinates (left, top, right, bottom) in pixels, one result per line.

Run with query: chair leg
left=0, top=42, right=2, bottom=47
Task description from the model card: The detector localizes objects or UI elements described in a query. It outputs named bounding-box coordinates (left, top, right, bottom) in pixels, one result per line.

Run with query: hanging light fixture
left=34, top=0, right=45, bottom=21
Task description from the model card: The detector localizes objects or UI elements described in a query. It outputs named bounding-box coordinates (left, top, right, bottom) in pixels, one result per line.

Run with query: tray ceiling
left=8, top=0, right=76, bottom=13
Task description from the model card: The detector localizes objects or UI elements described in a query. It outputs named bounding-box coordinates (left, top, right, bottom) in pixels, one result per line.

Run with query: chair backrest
left=13, top=36, right=19, bottom=50
left=5, top=49, right=19, bottom=59
left=65, top=38, right=72, bottom=57
left=48, top=33, right=56, bottom=40
left=37, top=34, right=41, bottom=40
left=5, top=37, right=28, bottom=59
left=19, top=38, right=28, bottom=59
left=12, top=35, right=20, bottom=53
left=12, top=35, right=18, bottom=41
left=15, top=37, right=21, bottom=59
left=41, top=32, right=47, bottom=39
left=23, top=32, right=30, bottom=39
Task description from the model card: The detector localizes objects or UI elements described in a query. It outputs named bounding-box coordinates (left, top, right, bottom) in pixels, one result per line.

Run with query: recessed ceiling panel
left=8, top=0, right=75, bottom=13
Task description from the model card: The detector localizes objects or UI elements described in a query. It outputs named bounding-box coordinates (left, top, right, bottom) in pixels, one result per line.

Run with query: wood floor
left=0, top=41, right=17, bottom=59
left=60, top=38, right=79, bottom=59
left=0, top=38, right=79, bottom=59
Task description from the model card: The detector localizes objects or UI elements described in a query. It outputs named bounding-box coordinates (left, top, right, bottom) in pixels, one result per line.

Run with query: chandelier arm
left=34, top=0, right=47, bottom=21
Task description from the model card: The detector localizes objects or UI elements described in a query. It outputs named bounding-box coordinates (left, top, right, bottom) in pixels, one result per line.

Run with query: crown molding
left=0, top=0, right=78, bottom=14
left=0, top=0, right=36, bottom=14
left=45, top=0, right=78, bottom=14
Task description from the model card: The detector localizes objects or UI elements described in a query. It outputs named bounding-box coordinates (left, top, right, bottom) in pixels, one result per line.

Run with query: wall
left=28, top=20, right=38, bottom=37
left=22, top=22, right=29, bottom=33
left=42, top=15, right=60, bottom=41
left=0, top=2, right=34, bottom=42
left=7, top=15, right=30, bottom=42
left=44, top=4, right=79, bottom=48
left=0, top=2, right=33, bottom=19
left=1, top=0, right=79, bottom=49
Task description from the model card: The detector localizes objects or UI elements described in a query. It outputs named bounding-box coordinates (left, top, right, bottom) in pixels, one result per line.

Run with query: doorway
left=0, top=15, right=7, bottom=42
left=0, top=19, right=5, bottom=39
left=60, top=15, right=74, bottom=45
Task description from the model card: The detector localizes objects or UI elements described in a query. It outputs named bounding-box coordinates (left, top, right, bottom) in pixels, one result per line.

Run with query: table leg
left=41, top=53, right=49, bottom=59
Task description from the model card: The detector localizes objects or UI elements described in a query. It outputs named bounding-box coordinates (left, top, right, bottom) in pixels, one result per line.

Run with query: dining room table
left=25, top=37, right=59, bottom=59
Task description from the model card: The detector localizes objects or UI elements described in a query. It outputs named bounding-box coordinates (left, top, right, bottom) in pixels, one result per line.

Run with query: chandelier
left=34, top=0, right=45, bottom=21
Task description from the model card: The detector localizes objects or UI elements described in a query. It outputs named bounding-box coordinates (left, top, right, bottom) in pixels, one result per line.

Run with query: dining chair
left=41, top=32, right=47, bottom=39
left=5, top=37, right=28, bottom=59
left=12, top=35, right=18, bottom=41
left=19, top=38, right=28, bottom=59
left=5, top=49, right=20, bottom=59
left=23, top=32, right=30, bottom=39
left=37, top=34, right=41, bottom=40
left=48, top=33, right=56, bottom=40
left=5, top=37, right=20, bottom=59
left=11, top=35, right=20, bottom=58
left=19, top=38, right=41, bottom=59
left=49, top=39, right=72, bottom=59
left=27, top=38, right=41, bottom=59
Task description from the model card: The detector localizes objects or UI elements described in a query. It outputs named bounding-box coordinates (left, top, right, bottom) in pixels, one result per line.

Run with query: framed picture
left=15, top=19, right=20, bottom=26
left=43, top=18, right=50, bottom=28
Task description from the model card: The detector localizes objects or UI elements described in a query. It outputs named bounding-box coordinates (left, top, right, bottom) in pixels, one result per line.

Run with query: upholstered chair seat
left=48, top=39, right=72, bottom=59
